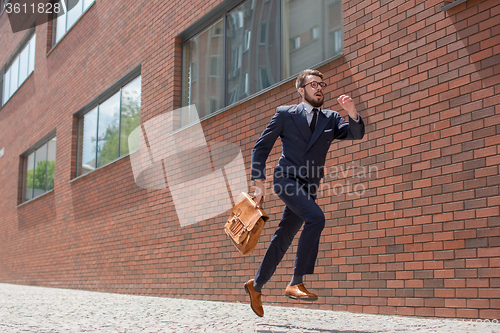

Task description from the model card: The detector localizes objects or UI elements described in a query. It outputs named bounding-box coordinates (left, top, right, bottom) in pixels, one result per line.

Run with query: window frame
left=178, top=0, right=344, bottom=125
left=20, top=130, right=57, bottom=205
left=441, top=0, right=467, bottom=11
left=1, top=27, right=36, bottom=107
left=49, top=0, right=95, bottom=51
left=74, top=65, right=142, bottom=179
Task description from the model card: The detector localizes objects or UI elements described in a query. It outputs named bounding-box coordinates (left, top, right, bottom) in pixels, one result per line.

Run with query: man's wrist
left=349, top=113, right=360, bottom=122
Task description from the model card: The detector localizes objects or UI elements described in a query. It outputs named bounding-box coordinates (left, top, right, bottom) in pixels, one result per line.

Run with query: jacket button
left=301, top=154, right=304, bottom=157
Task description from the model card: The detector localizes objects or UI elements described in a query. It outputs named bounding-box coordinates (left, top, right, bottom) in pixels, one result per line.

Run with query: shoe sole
left=244, top=282, right=264, bottom=317
left=284, top=294, right=318, bottom=302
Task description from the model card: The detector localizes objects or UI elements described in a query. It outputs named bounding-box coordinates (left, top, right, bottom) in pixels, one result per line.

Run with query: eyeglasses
left=302, top=81, right=327, bottom=89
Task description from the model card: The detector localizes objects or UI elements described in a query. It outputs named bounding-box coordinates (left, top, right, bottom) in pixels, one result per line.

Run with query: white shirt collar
left=301, top=101, right=320, bottom=114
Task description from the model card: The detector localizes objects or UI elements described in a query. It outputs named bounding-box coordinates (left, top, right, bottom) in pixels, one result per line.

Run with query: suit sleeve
left=251, top=109, right=284, bottom=180
left=334, top=114, right=365, bottom=140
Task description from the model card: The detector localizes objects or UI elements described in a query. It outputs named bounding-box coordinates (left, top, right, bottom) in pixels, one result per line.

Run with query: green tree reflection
left=26, top=160, right=55, bottom=192
left=97, top=91, right=141, bottom=165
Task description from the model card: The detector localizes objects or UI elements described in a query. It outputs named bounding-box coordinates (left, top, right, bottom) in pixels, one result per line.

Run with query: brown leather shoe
left=244, top=279, right=264, bottom=317
left=284, top=283, right=318, bottom=301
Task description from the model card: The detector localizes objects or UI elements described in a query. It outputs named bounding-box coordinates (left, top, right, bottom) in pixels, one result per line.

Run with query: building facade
left=0, top=0, right=499, bottom=319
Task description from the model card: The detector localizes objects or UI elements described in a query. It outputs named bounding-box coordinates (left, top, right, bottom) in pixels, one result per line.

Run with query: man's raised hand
left=337, top=94, right=358, bottom=121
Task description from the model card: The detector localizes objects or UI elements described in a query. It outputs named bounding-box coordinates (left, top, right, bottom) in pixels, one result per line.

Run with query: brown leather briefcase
left=225, top=192, right=269, bottom=255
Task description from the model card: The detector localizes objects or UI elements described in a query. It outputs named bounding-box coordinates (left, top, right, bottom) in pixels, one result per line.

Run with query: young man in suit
left=244, top=69, right=365, bottom=317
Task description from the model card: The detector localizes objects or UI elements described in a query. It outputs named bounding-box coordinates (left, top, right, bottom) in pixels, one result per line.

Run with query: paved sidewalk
left=0, top=283, right=498, bottom=333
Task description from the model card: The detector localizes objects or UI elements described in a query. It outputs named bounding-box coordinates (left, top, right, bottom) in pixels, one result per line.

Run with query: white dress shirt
left=301, top=101, right=360, bottom=125
left=301, top=102, right=319, bottom=126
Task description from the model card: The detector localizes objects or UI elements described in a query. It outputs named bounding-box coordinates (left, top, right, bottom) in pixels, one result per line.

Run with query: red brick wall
left=0, top=0, right=499, bottom=320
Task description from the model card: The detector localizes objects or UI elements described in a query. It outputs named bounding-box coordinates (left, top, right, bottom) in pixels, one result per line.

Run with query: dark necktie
left=310, top=108, right=318, bottom=133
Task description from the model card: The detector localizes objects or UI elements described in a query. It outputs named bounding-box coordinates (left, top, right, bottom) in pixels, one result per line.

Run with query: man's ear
left=297, top=87, right=304, bottom=99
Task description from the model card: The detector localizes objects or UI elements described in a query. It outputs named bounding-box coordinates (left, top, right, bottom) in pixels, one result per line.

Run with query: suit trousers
left=254, top=176, right=325, bottom=286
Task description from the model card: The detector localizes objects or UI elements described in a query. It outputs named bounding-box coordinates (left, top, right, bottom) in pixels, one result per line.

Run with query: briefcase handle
left=250, top=195, right=264, bottom=208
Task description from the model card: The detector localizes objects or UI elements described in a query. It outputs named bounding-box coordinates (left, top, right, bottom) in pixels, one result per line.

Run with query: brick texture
left=0, top=0, right=499, bottom=320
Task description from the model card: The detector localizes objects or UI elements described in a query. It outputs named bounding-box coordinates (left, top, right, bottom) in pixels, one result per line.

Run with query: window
left=259, top=22, right=267, bottom=45
left=77, top=74, right=141, bottom=176
left=181, top=20, right=224, bottom=125
left=230, top=46, right=242, bottom=75
left=230, top=11, right=244, bottom=30
left=190, top=62, right=198, bottom=82
left=228, top=89, right=238, bottom=105
left=284, top=0, right=342, bottom=77
left=330, top=29, right=342, bottom=55
left=243, top=72, right=249, bottom=95
left=209, top=98, right=218, bottom=113
left=52, top=0, right=93, bottom=46
left=23, top=136, right=56, bottom=202
left=212, top=22, right=223, bottom=36
left=311, top=26, right=319, bottom=40
left=209, top=56, right=220, bottom=77
left=181, top=0, right=343, bottom=124
left=290, top=36, right=300, bottom=51
left=260, top=68, right=271, bottom=89
left=2, top=33, right=36, bottom=106
left=244, top=29, right=251, bottom=51
left=327, top=0, right=343, bottom=56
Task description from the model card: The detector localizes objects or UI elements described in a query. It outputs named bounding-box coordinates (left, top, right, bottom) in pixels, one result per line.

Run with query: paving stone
left=0, top=283, right=498, bottom=332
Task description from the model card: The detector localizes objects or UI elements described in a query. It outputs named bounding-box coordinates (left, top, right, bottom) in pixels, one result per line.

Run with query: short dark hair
left=296, top=69, right=324, bottom=90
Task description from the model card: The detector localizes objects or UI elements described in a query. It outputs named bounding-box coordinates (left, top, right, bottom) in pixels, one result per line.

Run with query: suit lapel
left=306, top=110, right=328, bottom=152
left=291, top=103, right=312, bottom=142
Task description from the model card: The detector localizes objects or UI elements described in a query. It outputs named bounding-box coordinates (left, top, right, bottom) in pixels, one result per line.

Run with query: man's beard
left=304, top=90, right=324, bottom=108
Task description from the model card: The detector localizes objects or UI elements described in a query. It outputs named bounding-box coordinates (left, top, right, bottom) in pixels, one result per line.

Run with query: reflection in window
left=190, top=62, right=198, bottom=82
left=53, top=0, right=94, bottom=45
left=244, top=30, right=251, bottom=51
left=182, top=20, right=224, bottom=126
left=25, top=153, right=34, bottom=201
left=212, top=22, right=223, bottom=36
left=243, top=72, right=249, bottom=95
left=228, top=89, right=238, bottom=105
left=209, top=98, right=218, bottom=114
left=181, top=0, right=343, bottom=123
left=290, top=36, right=300, bottom=51
left=97, top=92, right=121, bottom=168
left=259, top=22, right=267, bottom=44
left=9, top=58, right=19, bottom=98
left=79, top=107, right=97, bottom=175
left=2, top=34, right=36, bottom=106
left=33, top=143, right=48, bottom=197
left=260, top=68, right=271, bottom=89
left=331, top=30, right=343, bottom=56
left=66, top=0, right=83, bottom=29
left=209, top=56, right=220, bottom=77
left=283, top=0, right=343, bottom=77
left=24, top=137, right=56, bottom=202
left=312, top=26, right=319, bottom=40
left=120, top=76, right=142, bottom=156
left=77, top=75, right=141, bottom=176
left=18, top=44, right=29, bottom=85
left=225, top=0, right=279, bottom=107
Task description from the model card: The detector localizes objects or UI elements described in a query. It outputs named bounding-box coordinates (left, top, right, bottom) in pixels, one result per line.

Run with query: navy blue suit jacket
left=251, top=103, right=365, bottom=185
